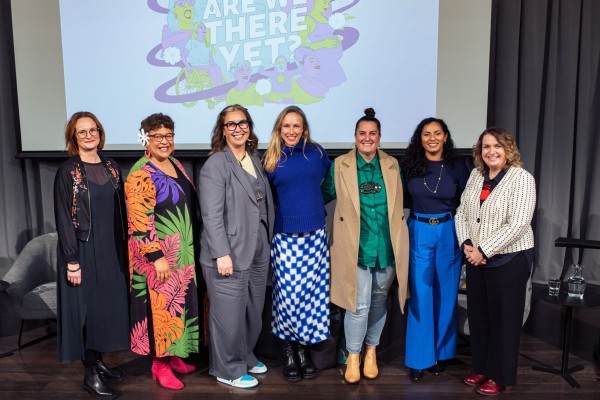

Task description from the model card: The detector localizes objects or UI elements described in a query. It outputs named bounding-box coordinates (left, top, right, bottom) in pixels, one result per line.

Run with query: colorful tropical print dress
left=125, top=156, right=201, bottom=358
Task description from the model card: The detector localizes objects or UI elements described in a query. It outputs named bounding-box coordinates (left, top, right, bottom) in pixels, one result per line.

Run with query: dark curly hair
left=401, top=117, right=457, bottom=180
left=140, top=113, right=174, bottom=134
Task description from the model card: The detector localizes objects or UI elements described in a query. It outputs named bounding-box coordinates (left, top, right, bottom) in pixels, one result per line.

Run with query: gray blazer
left=199, top=146, right=274, bottom=270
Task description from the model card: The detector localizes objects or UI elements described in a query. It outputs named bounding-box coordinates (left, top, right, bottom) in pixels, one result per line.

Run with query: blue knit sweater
left=267, top=139, right=331, bottom=233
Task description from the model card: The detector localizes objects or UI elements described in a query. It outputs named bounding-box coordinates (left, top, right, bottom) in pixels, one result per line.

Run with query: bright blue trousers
left=405, top=212, right=462, bottom=370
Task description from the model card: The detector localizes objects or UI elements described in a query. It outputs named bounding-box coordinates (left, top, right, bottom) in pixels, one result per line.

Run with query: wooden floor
left=1, top=284, right=599, bottom=399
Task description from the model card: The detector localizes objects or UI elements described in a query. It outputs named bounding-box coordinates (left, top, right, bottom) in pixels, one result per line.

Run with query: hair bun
left=364, top=108, right=376, bottom=118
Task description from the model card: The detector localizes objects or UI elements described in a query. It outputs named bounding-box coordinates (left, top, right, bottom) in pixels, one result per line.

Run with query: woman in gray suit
left=200, top=104, right=274, bottom=389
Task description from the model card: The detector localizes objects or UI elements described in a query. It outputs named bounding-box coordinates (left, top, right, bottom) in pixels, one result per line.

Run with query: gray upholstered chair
left=0, top=233, right=58, bottom=357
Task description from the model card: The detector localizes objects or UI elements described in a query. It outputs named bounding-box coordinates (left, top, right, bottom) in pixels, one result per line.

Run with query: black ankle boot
left=83, top=364, right=118, bottom=398
left=282, top=341, right=301, bottom=382
left=97, top=360, right=124, bottom=381
left=296, top=344, right=317, bottom=379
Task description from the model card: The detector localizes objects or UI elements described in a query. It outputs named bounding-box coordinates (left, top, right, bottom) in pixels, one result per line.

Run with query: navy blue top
left=405, top=159, right=469, bottom=214
left=267, top=139, right=331, bottom=233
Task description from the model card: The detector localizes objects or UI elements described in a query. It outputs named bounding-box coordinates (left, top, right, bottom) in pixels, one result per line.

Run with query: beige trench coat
left=329, top=149, right=409, bottom=313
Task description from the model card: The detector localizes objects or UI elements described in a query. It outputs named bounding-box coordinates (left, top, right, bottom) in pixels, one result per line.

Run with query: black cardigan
left=53, top=155, right=126, bottom=263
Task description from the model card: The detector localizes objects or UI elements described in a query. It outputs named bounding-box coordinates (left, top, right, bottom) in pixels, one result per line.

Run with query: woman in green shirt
left=322, top=108, right=409, bottom=384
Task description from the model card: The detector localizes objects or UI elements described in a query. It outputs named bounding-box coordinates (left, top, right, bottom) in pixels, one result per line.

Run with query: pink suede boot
left=151, top=357, right=184, bottom=390
left=170, top=356, right=196, bottom=373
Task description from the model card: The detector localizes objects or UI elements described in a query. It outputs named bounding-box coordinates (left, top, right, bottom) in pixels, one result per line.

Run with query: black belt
left=409, top=213, right=451, bottom=225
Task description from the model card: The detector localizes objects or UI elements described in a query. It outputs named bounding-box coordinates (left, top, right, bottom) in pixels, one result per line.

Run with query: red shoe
left=152, top=357, right=184, bottom=390
left=463, top=373, right=487, bottom=386
left=476, top=379, right=505, bottom=396
left=170, top=356, right=196, bottom=373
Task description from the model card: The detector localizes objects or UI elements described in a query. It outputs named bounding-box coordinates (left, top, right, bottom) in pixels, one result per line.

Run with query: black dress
left=56, top=161, right=129, bottom=363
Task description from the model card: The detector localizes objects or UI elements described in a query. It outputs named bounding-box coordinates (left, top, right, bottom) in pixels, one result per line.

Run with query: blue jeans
left=344, top=264, right=396, bottom=354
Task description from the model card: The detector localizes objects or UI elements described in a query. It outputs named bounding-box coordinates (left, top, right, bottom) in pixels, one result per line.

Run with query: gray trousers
left=202, top=223, right=270, bottom=379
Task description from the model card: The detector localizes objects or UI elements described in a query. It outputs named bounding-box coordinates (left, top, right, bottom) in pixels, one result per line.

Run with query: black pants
left=466, top=252, right=529, bottom=386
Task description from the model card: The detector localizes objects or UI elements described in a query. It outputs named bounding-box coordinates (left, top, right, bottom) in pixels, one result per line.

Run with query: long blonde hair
left=263, top=105, right=323, bottom=172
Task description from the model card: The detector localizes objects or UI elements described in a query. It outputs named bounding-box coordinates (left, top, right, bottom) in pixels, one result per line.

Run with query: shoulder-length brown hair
left=209, top=104, right=259, bottom=155
left=473, top=127, right=523, bottom=174
left=64, top=111, right=106, bottom=156
left=263, top=105, right=322, bottom=173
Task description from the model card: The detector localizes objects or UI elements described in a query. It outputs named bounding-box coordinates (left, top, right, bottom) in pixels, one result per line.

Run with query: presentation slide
left=11, top=0, right=491, bottom=153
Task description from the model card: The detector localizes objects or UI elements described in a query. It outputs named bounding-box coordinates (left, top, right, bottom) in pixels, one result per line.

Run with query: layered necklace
left=423, top=162, right=444, bottom=194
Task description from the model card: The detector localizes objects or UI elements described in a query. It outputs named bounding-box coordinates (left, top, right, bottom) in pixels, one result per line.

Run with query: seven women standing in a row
left=55, top=107, right=535, bottom=397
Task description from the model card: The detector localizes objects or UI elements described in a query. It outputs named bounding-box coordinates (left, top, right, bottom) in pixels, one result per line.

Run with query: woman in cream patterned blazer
left=455, top=127, right=536, bottom=396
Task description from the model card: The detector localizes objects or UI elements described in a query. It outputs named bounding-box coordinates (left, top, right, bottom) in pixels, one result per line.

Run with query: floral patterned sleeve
left=125, top=169, right=163, bottom=261
left=53, top=163, right=79, bottom=263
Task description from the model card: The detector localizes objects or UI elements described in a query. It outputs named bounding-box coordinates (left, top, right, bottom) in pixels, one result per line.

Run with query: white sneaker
left=248, top=362, right=268, bottom=374
left=217, top=374, right=258, bottom=389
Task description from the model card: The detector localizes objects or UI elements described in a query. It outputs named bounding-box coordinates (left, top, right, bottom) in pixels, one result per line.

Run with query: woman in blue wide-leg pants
left=400, top=117, right=469, bottom=380
left=405, top=213, right=462, bottom=370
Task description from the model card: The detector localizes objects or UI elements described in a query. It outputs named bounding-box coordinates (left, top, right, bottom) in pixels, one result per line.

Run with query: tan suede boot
left=363, top=346, right=378, bottom=379
left=344, top=352, right=361, bottom=383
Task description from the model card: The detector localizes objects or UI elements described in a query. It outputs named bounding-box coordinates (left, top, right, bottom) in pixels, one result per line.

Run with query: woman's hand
left=217, top=255, right=233, bottom=277
left=154, top=257, right=170, bottom=283
left=67, top=263, right=81, bottom=286
left=464, top=245, right=487, bottom=266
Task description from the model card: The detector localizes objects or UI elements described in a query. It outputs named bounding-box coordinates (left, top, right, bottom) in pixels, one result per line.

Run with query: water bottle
left=567, top=264, right=586, bottom=299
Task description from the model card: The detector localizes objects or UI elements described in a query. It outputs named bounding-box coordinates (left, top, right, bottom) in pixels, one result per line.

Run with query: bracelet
left=67, top=266, right=81, bottom=272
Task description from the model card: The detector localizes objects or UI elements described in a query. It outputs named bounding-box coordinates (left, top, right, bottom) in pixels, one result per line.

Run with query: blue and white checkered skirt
left=271, top=227, right=330, bottom=345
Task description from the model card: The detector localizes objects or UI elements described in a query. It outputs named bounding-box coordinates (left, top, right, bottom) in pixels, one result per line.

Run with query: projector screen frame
left=10, top=0, right=490, bottom=159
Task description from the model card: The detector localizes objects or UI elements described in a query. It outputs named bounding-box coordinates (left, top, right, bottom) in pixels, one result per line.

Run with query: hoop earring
left=145, top=149, right=151, bottom=159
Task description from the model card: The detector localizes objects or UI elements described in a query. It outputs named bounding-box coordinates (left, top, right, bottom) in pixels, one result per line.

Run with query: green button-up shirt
left=322, top=151, right=395, bottom=268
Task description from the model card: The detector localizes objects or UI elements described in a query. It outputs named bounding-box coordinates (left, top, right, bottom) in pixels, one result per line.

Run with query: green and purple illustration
left=147, top=0, right=360, bottom=108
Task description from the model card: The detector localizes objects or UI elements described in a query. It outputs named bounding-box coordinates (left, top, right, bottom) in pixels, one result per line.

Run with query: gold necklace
left=423, top=163, right=444, bottom=194
left=237, top=152, right=247, bottom=166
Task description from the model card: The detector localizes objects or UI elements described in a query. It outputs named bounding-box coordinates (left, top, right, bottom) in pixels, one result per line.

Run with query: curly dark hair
left=401, top=117, right=457, bottom=180
left=140, top=113, right=174, bottom=134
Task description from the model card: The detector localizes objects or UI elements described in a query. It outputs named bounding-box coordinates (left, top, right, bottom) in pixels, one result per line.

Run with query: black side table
left=532, top=287, right=600, bottom=388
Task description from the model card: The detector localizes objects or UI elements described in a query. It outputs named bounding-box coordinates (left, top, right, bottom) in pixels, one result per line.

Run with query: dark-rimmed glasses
left=224, top=120, right=249, bottom=131
left=149, top=133, right=175, bottom=142
left=76, top=127, right=100, bottom=138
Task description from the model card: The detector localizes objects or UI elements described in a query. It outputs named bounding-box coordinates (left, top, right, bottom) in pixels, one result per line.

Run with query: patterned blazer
left=455, top=166, right=536, bottom=258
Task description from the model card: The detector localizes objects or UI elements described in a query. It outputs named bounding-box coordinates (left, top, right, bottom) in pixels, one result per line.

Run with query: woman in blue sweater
left=263, top=106, right=331, bottom=382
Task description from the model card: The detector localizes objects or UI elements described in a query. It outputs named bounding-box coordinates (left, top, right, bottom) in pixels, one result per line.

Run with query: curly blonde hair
left=473, top=127, right=523, bottom=174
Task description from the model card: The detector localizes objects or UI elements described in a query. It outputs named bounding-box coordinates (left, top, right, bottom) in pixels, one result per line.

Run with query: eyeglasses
left=76, top=127, right=100, bottom=138
left=224, top=120, right=249, bottom=131
left=149, top=133, right=175, bottom=142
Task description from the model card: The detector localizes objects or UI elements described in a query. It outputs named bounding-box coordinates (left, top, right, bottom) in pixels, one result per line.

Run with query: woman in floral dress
left=126, top=113, right=202, bottom=391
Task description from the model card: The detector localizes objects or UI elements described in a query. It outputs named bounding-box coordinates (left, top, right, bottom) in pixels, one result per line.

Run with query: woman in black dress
left=54, top=111, right=130, bottom=399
